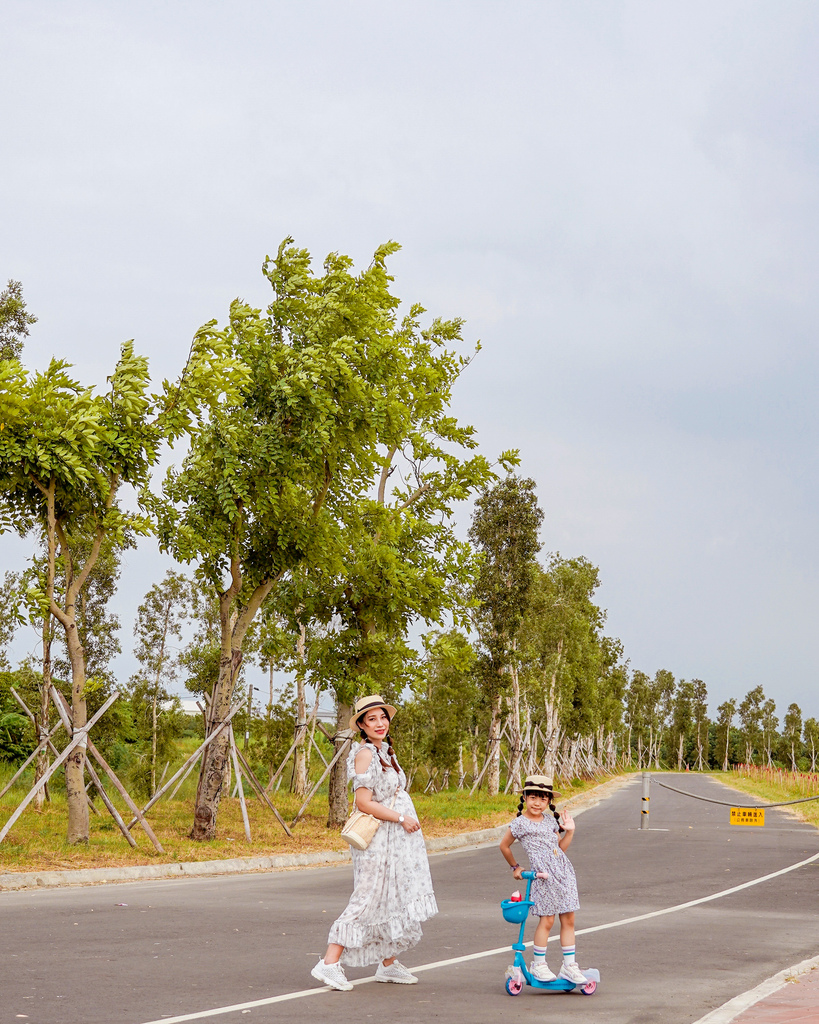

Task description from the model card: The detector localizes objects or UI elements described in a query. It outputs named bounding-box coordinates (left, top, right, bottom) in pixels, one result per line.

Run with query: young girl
left=499, top=774, right=586, bottom=984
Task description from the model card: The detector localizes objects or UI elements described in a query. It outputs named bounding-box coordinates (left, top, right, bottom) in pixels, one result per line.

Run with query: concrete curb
left=691, top=954, right=819, bottom=1024
left=0, top=775, right=632, bottom=892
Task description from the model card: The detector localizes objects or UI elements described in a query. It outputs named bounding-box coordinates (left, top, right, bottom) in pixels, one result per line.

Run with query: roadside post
left=641, top=771, right=650, bottom=829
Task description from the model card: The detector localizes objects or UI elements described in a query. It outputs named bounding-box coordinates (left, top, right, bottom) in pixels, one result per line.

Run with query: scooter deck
left=529, top=968, right=600, bottom=991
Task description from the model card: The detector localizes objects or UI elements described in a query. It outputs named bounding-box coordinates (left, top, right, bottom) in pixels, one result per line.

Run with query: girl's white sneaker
left=530, top=962, right=557, bottom=982
left=311, top=958, right=354, bottom=991
left=375, top=960, right=418, bottom=984
left=557, top=962, right=588, bottom=985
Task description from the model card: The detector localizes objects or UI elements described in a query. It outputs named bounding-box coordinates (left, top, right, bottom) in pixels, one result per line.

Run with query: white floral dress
left=327, top=741, right=438, bottom=966
left=509, top=814, right=580, bottom=917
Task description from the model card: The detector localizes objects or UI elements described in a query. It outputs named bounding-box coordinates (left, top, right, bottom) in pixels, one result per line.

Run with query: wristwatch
left=398, top=815, right=405, bottom=823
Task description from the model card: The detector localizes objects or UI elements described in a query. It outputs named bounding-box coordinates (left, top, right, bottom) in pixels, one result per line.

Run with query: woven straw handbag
left=341, top=793, right=397, bottom=851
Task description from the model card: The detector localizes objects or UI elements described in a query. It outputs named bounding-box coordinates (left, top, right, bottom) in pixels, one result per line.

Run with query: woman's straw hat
left=523, top=774, right=560, bottom=797
left=348, top=694, right=398, bottom=733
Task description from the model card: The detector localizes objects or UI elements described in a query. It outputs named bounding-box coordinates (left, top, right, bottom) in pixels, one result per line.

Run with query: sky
left=3, top=1, right=819, bottom=719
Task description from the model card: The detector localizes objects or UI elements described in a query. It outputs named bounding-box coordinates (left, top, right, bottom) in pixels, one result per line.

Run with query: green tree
left=671, top=680, right=694, bottom=770
left=715, top=698, right=736, bottom=771
left=761, top=698, right=778, bottom=767
left=691, top=679, right=709, bottom=771
left=0, top=334, right=246, bottom=843
left=130, top=570, right=194, bottom=795
left=469, top=476, right=542, bottom=793
left=157, top=239, right=498, bottom=838
left=624, top=669, right=652, bottom=768
left=648, top=669, right=675, bottom=768
left=781, top=702, right=802, bottom=771
left=803, top=718, right=818, bottom=773
left=0, top=280, right=36, bottom=361
left=738, top=686, right=765, bottom=765
left=412, top=630, right=478, bottom=788
left=520, top=555, right=609, bottom=778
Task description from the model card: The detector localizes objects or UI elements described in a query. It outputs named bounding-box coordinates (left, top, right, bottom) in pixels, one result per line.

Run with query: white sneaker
left=558, top=962, right=587, bottom=985
left=375, top=960, right=419, bottom=984
left=530, top=961, right=557, bottom=982
left=311, top=958, right=354, bottom=991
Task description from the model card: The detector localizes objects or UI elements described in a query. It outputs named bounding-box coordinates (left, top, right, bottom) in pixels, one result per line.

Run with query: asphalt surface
left=2, top=773, right=818, bottom=1024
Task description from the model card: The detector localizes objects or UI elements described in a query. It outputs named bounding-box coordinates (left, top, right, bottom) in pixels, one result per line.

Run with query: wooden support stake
left=289, top=735, right=353, bottom=829
left=126, top=699, right=245, bottom=828
left=265, top=724, right=307, bottom=793
left=309, top=730, right=329, bottom=768
left=84, top=756, right=136, bottom=848
left=167, top=751, right=201, bottom=801
left=0, top=717, right=64, bottom=800
left=233, top=746, right=292, bottom=837
left=87, top=739, right=165, bottom=853
left=0, top=691, right=120, bottom=844
left=229, top=725, right=251, bottom=842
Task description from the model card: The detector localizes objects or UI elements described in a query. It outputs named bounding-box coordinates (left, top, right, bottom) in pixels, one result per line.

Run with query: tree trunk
left=35, top=612, right=53, bottom=811
left=292, top=623, right=308, bottom=797
left=485, top=692, right=503, bottom=795
left=327, top=700, right=352, bottom=826
left=507, top=658, right=523, bottom=790
left=191, top=606, right=243, bottom=840
left=64, top=612, right=89, bottom=844
left=151, top=690, right=158, bottom=796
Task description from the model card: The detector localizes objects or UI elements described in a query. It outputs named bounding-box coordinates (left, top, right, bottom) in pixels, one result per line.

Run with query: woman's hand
left=560, top=812, right=576, bottom=831
left=400, top=816, right=421, bottom=833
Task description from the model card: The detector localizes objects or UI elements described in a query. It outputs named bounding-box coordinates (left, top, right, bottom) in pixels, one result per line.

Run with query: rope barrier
left=652, top=777, right=819, bottom=809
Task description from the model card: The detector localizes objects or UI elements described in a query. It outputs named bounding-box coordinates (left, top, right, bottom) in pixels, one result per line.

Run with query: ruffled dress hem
left=330, top=892, right=439, bottom=966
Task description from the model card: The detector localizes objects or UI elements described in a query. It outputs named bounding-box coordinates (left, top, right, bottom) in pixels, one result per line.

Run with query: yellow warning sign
left=730, top=807, right=765, bottom=826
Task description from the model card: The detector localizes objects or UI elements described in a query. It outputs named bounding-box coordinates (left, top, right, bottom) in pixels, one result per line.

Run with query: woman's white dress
left=327, top=741, right=438, bottom=966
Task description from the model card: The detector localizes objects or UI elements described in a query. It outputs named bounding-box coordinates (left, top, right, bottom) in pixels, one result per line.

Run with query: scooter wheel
left=581, top=980, right=597, bottom=995
left=505, top=977, right=523, bottom=996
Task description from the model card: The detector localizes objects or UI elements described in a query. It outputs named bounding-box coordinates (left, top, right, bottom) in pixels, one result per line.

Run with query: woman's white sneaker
left=375, top=960, right=418, bottom=984
left=557, top=962, right=587, bottom=985
left=311, top=958, right=354, bottom=991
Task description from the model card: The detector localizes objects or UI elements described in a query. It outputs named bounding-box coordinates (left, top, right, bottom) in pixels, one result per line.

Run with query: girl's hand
left=560, top=812, right=576, bottom=831
left=513, top=867, right=523, bottom=881
left=401, top=816, right=421, bottom=833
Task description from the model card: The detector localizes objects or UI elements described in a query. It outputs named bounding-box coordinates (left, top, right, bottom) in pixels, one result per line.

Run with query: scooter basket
left=501, top=899, right=533, bottom=923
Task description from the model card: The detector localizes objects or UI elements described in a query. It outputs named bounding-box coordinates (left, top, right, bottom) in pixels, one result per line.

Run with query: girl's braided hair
left=517, top=783, right=564, bottom=832
left=358, top=723, right=401, bottom=775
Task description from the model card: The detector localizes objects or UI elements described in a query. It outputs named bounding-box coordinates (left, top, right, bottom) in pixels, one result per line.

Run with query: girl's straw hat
left=349, top=694, right=398, bottom=732
left=523, top=774, right=560, bottom=797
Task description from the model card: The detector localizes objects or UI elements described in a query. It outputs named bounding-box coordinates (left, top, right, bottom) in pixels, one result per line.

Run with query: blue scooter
left=501, top=870, right=600, bottom=996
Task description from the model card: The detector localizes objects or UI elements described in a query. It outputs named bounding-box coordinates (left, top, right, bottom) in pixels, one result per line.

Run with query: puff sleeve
left=348, top=742, right=380, bottom=791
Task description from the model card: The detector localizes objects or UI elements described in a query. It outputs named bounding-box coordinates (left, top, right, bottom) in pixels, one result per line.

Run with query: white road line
left=137, top=848, right=819, bottom=1024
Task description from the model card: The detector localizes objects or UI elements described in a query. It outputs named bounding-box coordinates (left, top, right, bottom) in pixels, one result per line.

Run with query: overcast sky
left=3, top=1, right=819, bottom=719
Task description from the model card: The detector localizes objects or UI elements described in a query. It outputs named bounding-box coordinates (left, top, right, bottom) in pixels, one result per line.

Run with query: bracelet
left=510, top=863, right=520, bottom=871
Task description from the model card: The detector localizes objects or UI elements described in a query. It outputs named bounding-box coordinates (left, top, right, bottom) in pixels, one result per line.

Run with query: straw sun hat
left=348, top=694, right=398, bottom=733
left=523, top=774, right=560, bottom=797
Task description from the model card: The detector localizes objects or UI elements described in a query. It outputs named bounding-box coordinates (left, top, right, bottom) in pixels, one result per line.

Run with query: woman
left=311, top=695, right=438, bottom=991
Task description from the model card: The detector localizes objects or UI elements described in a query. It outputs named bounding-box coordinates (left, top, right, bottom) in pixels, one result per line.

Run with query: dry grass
left=713, top=765, right=819, bottom=830
left=0, top=774, right=604, bottom=874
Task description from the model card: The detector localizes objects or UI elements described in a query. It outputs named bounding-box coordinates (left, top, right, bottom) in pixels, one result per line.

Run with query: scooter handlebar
left=520, top=869, right=548, bottom=880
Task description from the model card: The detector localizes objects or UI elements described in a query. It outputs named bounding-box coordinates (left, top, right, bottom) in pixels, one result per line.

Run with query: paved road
left=2, top=774, right=818, bottom=1024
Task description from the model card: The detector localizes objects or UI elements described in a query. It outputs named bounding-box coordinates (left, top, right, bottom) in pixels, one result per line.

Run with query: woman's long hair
left=358, top=723, right=401, bottom=774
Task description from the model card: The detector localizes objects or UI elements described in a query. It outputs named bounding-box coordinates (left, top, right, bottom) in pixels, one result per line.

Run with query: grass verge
left=710, top=766, right=819, bottom=830
left=0, top=776, right=608, bottom=874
